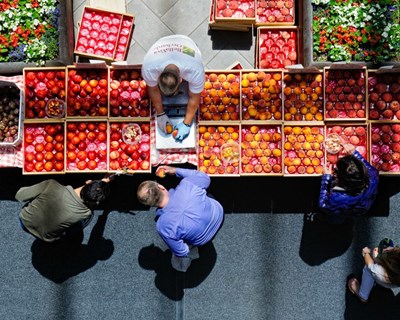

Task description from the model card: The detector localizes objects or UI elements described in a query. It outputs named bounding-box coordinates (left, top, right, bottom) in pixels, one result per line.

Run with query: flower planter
left=302, top=0, right=400, bottom=68
left=0, top=0, right=74, bottom=75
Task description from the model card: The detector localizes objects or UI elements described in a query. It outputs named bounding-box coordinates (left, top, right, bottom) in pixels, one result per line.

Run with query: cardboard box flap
left=89, top=0, right=127, bottom=13
left=329, top=62, right=366, bottom=69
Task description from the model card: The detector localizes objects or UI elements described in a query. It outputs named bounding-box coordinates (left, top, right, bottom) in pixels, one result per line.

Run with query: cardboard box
left=256, top=26, right=299, bottom=69
left=240, top=123, right=283, bottom=175
left=74, top=6, right=134, bottom=62
left=200, top=70, right=241, bottom=121
left=108, top=120, right=151, bottom=173
left=282, top=69, right=324, bottom=122
left=370, top=122, right=400, bottom=175
left=367, top=68, right=400, bottom=121
left=283, top=122, right=325, bottom=176
left=241, top=69, right=283, bottom=121
left=255, top=0, right=295, bottom=26
left=0, top=80, right=23, bottom=147
left=22, top=122, right=65, bottom=174
left=323, top=65, right=367, bottom=121
left=156, top=116, right=196, bottom=152
left=23, top=67, right=67, bottom=121
left=109, top=64, right=151, bottom=119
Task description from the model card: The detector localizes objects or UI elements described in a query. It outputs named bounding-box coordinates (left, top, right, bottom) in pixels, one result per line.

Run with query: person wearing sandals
left=318, top=142, right=379, bottom=223
left=348, top=239, right=400, bottom=303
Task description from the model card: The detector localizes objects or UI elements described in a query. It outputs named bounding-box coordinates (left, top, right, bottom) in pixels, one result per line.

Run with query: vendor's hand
left=174, top=122, right=191, bottom=141
left=362, top=247, right=371, bottom=257
left=342, top=142, right=356, bottom=155
left=156, top=165, right=176, bottom=177
left=325, top=163, right=333, bottom=175
left=156, top=112, right=171, bottom=134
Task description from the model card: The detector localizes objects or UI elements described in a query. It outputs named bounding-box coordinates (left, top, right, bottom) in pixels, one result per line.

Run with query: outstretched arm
left=15, top=180, right=51, bottom=202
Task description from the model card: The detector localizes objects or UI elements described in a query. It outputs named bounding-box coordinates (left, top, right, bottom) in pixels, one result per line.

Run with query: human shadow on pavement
left=31, top=210, right=114, bottom=283
left=299, top=214, right=354, bottom=266
left=138, top=242, right=217, bottom=301
left=344, top=274, right=400, bottom=320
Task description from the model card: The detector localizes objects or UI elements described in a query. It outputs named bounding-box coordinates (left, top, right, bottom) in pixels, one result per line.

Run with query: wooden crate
left=255, top=0, right=295, bottom=26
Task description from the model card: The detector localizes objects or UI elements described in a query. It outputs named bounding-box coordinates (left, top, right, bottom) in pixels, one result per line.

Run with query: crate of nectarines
left=241, top=124, right=283, bottom=175
left=108, top=121, right=151, bottom=173
left=109, top=66, right=150, bottom=119
left=213, top=0, right=256, bottom=25
left=370, top=122, right=400, bottom=175
left=198, top=124, right=240, bottom=176
left=283, top=124, right=325, bottom=176
left=241, top=70, right=283, bottom=121
left=255, top=0, right=295, bottom=26
left=66, top=65, right=109, bottom=118
left=325, top=123, right=369, bottom=170
left=65, top=120, right=108, bottom=173
left=324, top=66, right=367, bottom=120
left=367, top=69, right=400, bottom=121
left=23, top=122, right=66, bottom=175
left=200, top=71, right=241, bottom=121
left=283, top=70, right=324, bottom=122
left=256, top=26, right=298, bottom=69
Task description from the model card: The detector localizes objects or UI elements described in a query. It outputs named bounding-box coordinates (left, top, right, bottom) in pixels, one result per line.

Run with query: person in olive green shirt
left=16, top=177, right=111, bottom=242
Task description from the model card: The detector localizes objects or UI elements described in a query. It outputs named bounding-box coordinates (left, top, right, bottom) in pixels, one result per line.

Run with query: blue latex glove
left=174, top=122, right=191, bottom=141
left=156, top=113, right=171, bottom=134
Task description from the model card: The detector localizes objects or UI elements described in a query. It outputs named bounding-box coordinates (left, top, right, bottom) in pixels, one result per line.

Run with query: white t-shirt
left=142, top=35, right=205, bottom=94
left=369, top=263, right=398, bottom=289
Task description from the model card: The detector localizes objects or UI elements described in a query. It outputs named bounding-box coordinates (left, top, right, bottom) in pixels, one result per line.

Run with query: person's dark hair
left=158, top=68, right=180, bottom=97
left=335, top=154, right=369, bottom=195
left=80, top=180, right=111, bottom=209
left=137, top=181, right=163, bottom=207
left=375, top=247, right=400, bottom=286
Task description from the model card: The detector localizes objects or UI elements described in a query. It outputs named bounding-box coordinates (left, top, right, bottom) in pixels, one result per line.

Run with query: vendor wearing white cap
left=142, top=35, right=205, bottom=142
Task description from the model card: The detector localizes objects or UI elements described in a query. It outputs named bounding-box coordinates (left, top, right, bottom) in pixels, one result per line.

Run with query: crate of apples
left=325, top=125, right=368, bottom=167
left=108, top=122, right=151, bottom=172
left=256, top=0, right=295, bottom=25
left=241, top=71, right=282, bottom=120
left=198, top=125, right=240, bottom=175
left=24, top=68, right=66, bottom=119
left=67, top=67, right=108, bottom=117
left=371, top=123, right=400, bottom=173
left=324, top=68, right=367, bottom=119
left=241, top=125, right=283, bottom=175
left=283, top=72, right=324, bottom=121
left=215, top=0, right=255, bottom=19
left=75, top=7, right=134, bottom=61
left=109, top=68, right=150, bottom=118
left=368, top=71, right=400, bottom=120
left=65, top=121, right=108, bottom=172
left=283, top=125, right=325, bottom=175
left=23, top=123, right=65, bottom=174
left=257, top=27, right=297, bottom=68
left=200, top=72, right=240, bottom=121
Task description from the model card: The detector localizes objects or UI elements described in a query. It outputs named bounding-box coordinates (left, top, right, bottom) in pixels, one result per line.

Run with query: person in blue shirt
left=319, top=142, right=379, bottom=223
left=137, top=166, right=224, bottom=272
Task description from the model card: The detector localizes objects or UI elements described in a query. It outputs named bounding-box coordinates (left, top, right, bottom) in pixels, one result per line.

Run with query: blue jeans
left=359, top=265, right=375, bottom=300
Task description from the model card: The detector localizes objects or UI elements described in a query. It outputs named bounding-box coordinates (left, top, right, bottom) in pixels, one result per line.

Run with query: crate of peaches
left=368, top=70, right=400, bottom=121
left=108, top=121, right=151, bottom=173
left=283, top=71, right=324, bottom=122
left=214, top=0, right=256, bottom=23
left=109, top=67, right=150, bottom=119
left=75, top=7, right=134, bottom=61
left=256, top=27, right=298, bottom=69
left=200, top=71, right=240, bottom=121
left=23, top=123, right=65, bottom=174
left=66, top=66, right=109, bottom=118
left=324, top=67, right=367, bottom=120
left=255, top=0, right=295, bottom=26
left=241, top=124, right=283, bottom=175
left=198, top=124, right=240, bottom=176
left=241, top=70, right=283, bottom=121
left=24, top=68, right=67, bottom=119
left=65, top=121, right=108, bottom=172
left=324, top=124, right=368, bottom=169
left=283, top=125, right=325, bottom=175
left=370, top=123, right=400, bottom=174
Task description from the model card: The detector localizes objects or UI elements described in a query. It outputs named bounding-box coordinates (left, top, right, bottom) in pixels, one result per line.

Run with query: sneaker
left=347, top=277, right=368, bottom=304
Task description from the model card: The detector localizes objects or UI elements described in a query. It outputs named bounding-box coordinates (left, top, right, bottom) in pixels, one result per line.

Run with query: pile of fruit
left=241, top=71, right=282, bottom=120
left=371, top=123, right=400, bottom=172
left=256, top=0, right=294, bottom=24
left=215, top=0, right=255, bottom=18
left=0, top=85, right=20, bottom=144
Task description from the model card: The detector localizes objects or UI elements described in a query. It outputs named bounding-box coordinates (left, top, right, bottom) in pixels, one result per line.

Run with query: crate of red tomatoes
left=256, top=27, right=299, bottom=69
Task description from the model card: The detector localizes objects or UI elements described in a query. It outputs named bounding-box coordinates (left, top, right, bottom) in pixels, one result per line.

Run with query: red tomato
left=77, top=122, right=87, bottom=131
left=44, top=142, right=54, bottom=152
left=87, top=132, right=96, bottom=141
left=44, top=162, right=54, bottom=172
left=34, top=162, right=44, bottom=171
left=55, top=134, right=64, bottom=143
left=25, top=153, right=35, bottom=162
left=44, top=152, right=54, bottom=161
left=67, top=151, right=77, bottom=161
left=67, top=123, right=77, bottom=131
left=109, top=160, right=120, bottom=170
left=98, top=149, right=107, bottom=160
left=98, top=122, right=107, bottom=131
left=45, top=135, right=54, bottom=143
left=110, top=132, right=121, bottom=141
left=77, top=160, right=87, bottom=170
left=71, top=136, right=81, bottom=146
left=87, top=160, right=97, bottom=170
left=87, top=151, right=96, bottom=160
left=55, top=152, right=64, bottom=161
left=35, top=143, right=45, bottom=152
left=77, top=150, right=87, bottom=161
left=67, top=142, right=76, bottom=151
left=35, top=153, right=44, bottom=162
left=54, top=143, right=64, bottom=152
left=78, top=141, right=87, bottom=151
left=97, top=131, right=107, bottom=141
left=54, top=161, right=64, bottom=171
left=87, top=123, right=97, bottom=131
left=78, top=132, right=87, bottom=141
left=25, top=162, right=35, bottom=172
left=25, top=133, right=34, bottom=144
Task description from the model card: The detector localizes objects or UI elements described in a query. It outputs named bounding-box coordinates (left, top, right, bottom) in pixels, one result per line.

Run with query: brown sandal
left=347, top=277, right=368, bottom=303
